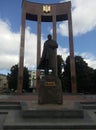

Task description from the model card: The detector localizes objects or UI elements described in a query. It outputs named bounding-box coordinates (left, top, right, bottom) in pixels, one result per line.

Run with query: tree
left=90, top=69, right=96, bottom=93
left=57, top=55, right=65, bottom=91
left=7, top=64, right=30, bottom=92
left=62, top=56, right=71, bottom=92
left=75, top=56, right=92, bottom=93
left=62, top=55, right=95, bottom=93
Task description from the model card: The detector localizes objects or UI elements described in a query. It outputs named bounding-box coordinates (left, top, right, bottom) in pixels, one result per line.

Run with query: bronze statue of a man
left=38, top=34, right=58, bottom=75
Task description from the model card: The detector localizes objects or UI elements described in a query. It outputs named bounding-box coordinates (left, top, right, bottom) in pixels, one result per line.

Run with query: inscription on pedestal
left=44, top=82, right=56, bottom=87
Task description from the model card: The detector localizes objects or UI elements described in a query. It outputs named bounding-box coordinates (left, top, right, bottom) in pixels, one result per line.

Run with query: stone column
left=37, top=15, right=41, bottom=67
left=53, top=15, right=56, bottom=41
left=17, top=3, right=26, bottom=94
left=53, top=15, right=57, bottom=76
left=68, top=3, right=77, bottom=93
left=36, top=15, right=41, bottom=90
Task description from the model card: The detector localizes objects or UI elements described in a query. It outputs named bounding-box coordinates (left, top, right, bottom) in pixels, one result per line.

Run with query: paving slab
left=0, top=114, right=7, bottom=130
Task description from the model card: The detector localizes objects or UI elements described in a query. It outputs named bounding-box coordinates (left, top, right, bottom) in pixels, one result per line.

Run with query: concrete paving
left=0, top=114, right=7, bottom=130
left=0, top=95, right=12, bottom=99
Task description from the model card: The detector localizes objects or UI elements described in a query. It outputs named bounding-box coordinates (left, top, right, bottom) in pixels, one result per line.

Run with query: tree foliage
left=7, top=64, right=30, bottom=91
left=62, top=56, right=71, bottom=92
left=75, top=56, right=93, bottom=93
left=62, top=55, right=96, bottom=93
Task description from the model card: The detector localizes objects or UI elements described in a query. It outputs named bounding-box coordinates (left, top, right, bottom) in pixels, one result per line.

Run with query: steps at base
left=3, top=111, right=96, bottom=129
left=2, top=101, right=96, bottom=130
left=21, top=101, right=84, bottom=118
left=0, top=102, right=20, bottom=110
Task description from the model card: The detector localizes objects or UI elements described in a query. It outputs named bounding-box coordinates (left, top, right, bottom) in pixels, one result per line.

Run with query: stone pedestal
left=38, top=75, right=63, bottom=104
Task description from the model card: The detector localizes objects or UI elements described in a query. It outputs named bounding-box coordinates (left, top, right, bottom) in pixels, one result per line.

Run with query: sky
left=0, top=0, right=96, bottom=75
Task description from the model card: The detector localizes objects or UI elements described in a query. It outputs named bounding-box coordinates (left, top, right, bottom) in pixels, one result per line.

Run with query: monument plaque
left=44, top=81, right=56, bottom=87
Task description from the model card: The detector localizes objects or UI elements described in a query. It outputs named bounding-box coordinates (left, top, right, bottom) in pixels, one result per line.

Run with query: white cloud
left=58, top=47, right=96, bottom=69
left=0, top=19, right=19, bottom=70
left=0, top=18, right=96, bottom=74
left=80, top=52, right=96, bottom=69
left=58, top=0, right=96, bottom=36
left=24, top=27, right=45, bottom=69
left=85, top=59, right=96, bottom=69
left=57, top=46, right=69, bottom=61
left=0, top=19, right=45, bottom=71
left=24, top=27, right=37, bottom=68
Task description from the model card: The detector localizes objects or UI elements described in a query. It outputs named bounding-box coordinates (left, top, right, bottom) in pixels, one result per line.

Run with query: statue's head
left=47, top=34, right=52, bottom=40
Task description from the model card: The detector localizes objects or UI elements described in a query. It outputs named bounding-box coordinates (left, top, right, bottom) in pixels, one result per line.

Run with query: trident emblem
left=43, top=5, right=51, bottom=13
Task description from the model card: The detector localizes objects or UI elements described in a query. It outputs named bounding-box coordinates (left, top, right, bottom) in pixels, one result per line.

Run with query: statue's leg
left=45, top=69, right=48, bottom=75
left=45, top=60, right=49, bottom=75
